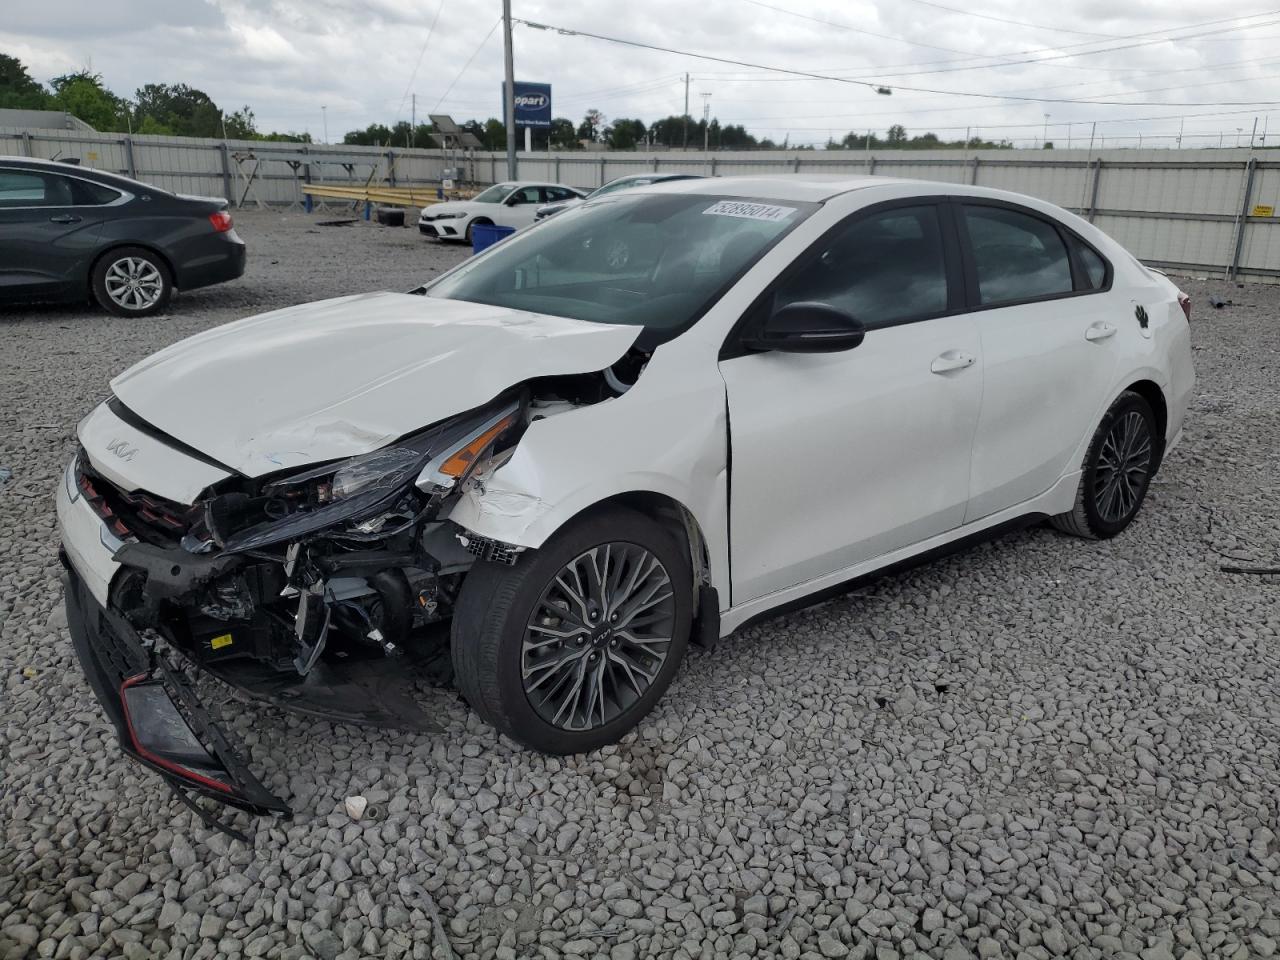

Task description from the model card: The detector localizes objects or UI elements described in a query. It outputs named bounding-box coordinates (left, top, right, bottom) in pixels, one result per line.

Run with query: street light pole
left=502, top=0, right=517, bottom=180
left=701, top=92, right=711, bottom=152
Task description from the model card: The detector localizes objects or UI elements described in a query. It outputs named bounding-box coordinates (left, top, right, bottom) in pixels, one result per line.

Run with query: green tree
left=549, top=117, right=579, bottom=149
left=50, top=71, right=127, bottom=131
left=0, top=54, right=49, bottom=109
left=343, top=122, right=395, bottom=146
left=605, top=118, right=646, bottom=150
left=577, top=108, right=606, bottom=143
left=133, top=83, right=223, bottom=137
left=223, top=106, right=257, bottom=139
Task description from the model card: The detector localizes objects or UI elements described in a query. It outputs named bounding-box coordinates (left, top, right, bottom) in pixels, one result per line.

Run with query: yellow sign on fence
left=1251, top=204, right=1275, bottom=217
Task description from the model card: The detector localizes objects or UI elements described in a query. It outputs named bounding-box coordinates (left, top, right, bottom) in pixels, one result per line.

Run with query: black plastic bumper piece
left=61, top=554, right=291, bottom=818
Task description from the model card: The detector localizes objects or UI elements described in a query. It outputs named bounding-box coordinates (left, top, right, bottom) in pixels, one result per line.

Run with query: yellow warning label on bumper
left=210, top=634, right=233, bottom=650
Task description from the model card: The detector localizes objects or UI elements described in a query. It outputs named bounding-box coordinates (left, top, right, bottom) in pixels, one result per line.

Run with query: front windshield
left=473, top=183, right=518, bottom=203
left=425, top=193, right=814, bottom=338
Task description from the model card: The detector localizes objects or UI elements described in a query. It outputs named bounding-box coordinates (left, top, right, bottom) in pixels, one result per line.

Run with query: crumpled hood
left=111, top=291, right=639, bottom=477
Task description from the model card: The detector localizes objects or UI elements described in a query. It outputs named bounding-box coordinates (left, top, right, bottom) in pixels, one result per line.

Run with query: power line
left=431, top=18, right=502, bottom=113
left=888, top=0, right=1129, bottom=38
left=741, top=0, right=1120, bottom=43
left=515, top=18, right=1280, bottom=107
left=396, top=0, right=445, bottom=121
left=737, top=8, right=1280, bottom=80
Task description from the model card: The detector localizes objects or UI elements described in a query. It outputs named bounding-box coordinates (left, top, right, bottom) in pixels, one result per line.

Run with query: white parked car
left=418, top=181, right=585, bottom=243
left=58, top=176, right=1193, bottom=816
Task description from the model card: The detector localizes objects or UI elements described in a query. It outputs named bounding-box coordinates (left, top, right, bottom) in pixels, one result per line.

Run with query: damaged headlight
left=205, top=402, right=521, bottom=554
left=331, top=447, right=423, bottom=500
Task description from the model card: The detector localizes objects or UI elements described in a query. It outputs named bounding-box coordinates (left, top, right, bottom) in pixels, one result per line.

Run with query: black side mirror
left=743, top=301, right=866, bottom=353
left=505, top=194, right=524, bottom=206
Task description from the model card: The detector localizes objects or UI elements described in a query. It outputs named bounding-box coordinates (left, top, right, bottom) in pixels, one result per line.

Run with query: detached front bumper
left=61, top=556, right=290, bottom=817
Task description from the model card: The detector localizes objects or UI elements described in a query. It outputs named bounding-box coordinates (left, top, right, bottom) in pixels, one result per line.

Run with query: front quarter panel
left=447, top=337, right=732, bottom=603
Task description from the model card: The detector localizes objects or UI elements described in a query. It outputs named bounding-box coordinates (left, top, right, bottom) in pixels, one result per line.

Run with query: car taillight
left=1178, top=291, right=1191, bottom=322
left=209, top=211, right=233, bottom=233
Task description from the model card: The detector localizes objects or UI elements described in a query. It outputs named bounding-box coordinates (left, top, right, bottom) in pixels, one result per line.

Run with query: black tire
left=451, top=506, right=693, bottom=754
left=91, top=246, right=173, bottom=317
left=1051, top=390, right=1159, bottom=539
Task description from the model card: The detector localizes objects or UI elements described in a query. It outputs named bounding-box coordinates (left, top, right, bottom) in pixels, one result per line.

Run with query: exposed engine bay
left=80, top=356, right=646, bottom=710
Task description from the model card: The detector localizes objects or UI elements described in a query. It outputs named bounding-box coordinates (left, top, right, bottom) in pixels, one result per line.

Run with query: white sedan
left=418, top=181, right=585, bottom=243
left=57, top=176, right=1193, bottom=815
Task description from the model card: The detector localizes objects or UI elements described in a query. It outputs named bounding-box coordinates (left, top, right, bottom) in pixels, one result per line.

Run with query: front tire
left=1051, top=390, right=1158, bottom=539
left=91, top=246, right=173, bottom=317
left=451, top=506, right=692, bottom=754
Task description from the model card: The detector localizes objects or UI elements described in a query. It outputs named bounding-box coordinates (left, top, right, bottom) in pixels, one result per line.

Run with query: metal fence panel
left=5, top=129, right=1280, bottom=279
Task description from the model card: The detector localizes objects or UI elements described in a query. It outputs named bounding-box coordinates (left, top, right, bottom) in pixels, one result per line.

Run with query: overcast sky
left=5, top=0, right=1280, bottom=148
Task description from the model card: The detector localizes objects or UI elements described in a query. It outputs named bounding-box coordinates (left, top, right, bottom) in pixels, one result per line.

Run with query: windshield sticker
left=702, top=200, right=797, bottom=222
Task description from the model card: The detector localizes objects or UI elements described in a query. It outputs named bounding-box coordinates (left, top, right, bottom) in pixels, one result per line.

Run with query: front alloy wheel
left=522, top=543, right=676, bottom=731
left=451, top=505, right=692, bottom=754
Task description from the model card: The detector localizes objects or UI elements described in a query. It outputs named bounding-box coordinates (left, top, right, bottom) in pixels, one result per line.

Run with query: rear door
left=0, top=169, right=118, bottom=298
left=956, top=201, right=1123, bottom=521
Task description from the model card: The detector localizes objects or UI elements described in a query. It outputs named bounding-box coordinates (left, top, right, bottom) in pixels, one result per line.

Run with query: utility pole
left=410, top=93, right=416, bottom=149
left=1250, top=116, right=1258, bottom=149
left=701, top=93, right=711, bottom=152
left=321, top=106, right=328, bottom=145
left=1043, top=113, right=1050, bottom=148
left=682, top=73, right=690, bottom=150
left=1177, top=116, right=1184, bottom=148
left=502, top=0, right=517, bottom=180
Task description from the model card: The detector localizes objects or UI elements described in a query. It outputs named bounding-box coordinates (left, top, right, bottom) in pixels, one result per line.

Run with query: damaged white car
left=58, top=176, right=1194, bottom=820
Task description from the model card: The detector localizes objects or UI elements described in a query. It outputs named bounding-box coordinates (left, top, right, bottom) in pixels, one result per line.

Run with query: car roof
left=0, top=155, right=165, bottom=193
left=646, top=174, right=913, bottom=202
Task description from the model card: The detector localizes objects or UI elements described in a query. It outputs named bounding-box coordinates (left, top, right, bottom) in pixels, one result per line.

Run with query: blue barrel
left=471, top=223, right=516, bottom=254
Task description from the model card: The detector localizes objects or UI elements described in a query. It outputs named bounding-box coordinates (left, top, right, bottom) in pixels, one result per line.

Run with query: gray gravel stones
left=2, top=212, right=1279, bottom=959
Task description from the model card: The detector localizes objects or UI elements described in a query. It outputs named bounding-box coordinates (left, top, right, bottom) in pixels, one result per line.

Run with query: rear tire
left=1051, top=390, right=1158, bottom=539
left=92, top=246, right=173, bottom=317
left=451, top=506, right=692, bottom=754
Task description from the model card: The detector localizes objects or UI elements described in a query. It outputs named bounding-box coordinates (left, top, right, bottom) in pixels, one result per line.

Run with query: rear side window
left=772, top=204, right=949, bottom=328
left=69, top=179, right=122, bottom=206
left=963, top=205, right=1072, bottom=305
left=1070, top=235, right=1108, bottom=289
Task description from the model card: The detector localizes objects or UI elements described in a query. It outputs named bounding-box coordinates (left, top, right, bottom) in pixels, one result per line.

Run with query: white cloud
left=3, top=0, right=1278, bottom=147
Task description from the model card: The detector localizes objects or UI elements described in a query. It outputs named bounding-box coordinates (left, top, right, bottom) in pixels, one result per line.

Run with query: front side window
left=0, top=171, right=72, bottom=208
left=473, top=183, right=517, bottom=203
left=426, top=193, right=814, bottom=340
left=545, top=186, right=577, bottom=202
left=508, top=186, right=542, bottom=205
left=963, top=205, right=1072, bottom=305
left=771, top=204, right=949, bottom=328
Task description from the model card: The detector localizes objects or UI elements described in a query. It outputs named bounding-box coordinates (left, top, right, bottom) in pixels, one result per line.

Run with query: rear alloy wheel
left=92, top=247, right=172, bottom=317
left=1051, top=390, right=1158, bottom=539
left=451, top=506, right=692, bottom=753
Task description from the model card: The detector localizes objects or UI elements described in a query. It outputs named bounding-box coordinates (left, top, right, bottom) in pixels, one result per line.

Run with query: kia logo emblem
left=106, top=438, right=138, bottom=461
left=515, top=94, right=549, bottom=109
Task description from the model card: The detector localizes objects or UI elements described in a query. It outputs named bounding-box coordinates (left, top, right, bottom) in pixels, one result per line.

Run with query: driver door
left=718, top=201, right=984, bottom=603
left=499, top=186, right=546, bottom=228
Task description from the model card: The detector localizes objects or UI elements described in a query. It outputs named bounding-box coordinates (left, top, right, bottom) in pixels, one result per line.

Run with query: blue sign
left=505, top=81, right=551, bottom=128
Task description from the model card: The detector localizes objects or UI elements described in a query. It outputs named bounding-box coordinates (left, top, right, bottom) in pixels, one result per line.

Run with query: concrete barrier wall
left=3, top=127, right=1277, bottom=280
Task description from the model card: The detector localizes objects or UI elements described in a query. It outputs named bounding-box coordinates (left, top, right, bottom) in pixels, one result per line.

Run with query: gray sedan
left=0, top=157, right=245, bottom=316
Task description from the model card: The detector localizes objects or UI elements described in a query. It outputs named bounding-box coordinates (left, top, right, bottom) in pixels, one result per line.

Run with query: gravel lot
left=2, top=209, right=1279, bottom=960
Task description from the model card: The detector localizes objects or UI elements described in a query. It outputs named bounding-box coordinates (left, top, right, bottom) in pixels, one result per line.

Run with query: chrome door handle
left=49, top=214, right=82, bottom=224
left=1085, top=322, right=1117, bottom=342
left=930, top=351, right=976, bottom=374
